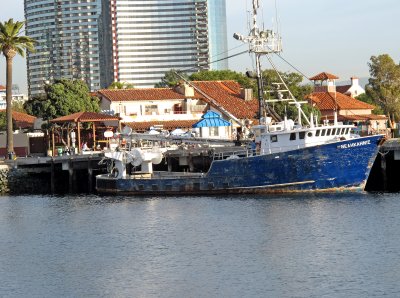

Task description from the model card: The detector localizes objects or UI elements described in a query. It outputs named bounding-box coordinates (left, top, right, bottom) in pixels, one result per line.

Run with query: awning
left=192, top=111, right=231, bottom=128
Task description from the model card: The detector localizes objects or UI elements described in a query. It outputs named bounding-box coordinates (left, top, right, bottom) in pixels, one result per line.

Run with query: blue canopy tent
left=192, top=111, right=231, bottom=128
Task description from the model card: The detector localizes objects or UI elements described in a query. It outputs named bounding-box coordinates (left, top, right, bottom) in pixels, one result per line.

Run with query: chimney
left=175, top=82, right=194, bottom=97
left=327, top=80, right=336, bottom=93
left=351, top=77, right=359, bottom=87
left=241, top=88, right=253, bottom=101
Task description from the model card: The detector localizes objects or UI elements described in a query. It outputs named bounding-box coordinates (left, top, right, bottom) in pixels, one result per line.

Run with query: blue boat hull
left=96, top=135, right=383, bottom=195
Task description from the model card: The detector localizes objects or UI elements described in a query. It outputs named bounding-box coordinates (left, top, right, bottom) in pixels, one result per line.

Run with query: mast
left=255, top=54, right=265, bottom=120
left=233, top=0, right=282, bottom=124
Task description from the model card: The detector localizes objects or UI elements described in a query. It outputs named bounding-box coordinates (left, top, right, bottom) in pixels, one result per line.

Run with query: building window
left=210, top=127, right=219, bottom=136
left=115, top=104, right=126, bottom=115
left=145, top=105, right=158, bottom=115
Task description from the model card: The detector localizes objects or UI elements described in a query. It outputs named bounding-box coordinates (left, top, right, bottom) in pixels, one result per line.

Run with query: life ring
left=111, top=167, right=119, bottom=178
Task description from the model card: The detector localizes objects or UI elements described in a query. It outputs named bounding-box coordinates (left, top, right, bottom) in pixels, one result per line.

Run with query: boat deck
left=127, top=171, right=204, bottom=179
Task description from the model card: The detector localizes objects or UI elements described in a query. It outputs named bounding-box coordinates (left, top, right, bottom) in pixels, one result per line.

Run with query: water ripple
left=0, top=193, right=399, bottom=297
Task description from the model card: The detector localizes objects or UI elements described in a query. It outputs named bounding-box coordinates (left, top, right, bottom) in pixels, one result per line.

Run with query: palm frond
left=0, top=18, right=36, bottom=57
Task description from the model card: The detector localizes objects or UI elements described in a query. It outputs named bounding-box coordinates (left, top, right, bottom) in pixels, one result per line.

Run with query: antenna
left=233, top=0, right=282, bottom=55
left=233, top=0, right=283, bottom=123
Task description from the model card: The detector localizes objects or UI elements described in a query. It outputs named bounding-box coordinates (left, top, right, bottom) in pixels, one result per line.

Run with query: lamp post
left=71, top=130, right=76, bottom=154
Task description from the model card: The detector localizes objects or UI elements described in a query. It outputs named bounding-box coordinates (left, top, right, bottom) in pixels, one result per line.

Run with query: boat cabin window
left=254, top=128, right=265, bottom=138
left=338, top=128, right=343, bottom=135
left=299, top=132, right=305, bottom=139
left=316, top=130, right=321, bottom=137
left=307, top=132, right=313, bottom=137
left=290, top=133, right=296, bottom=141
left=345, top=128, right=350, bottom=134
left=270, top=135, right=278, bottom=142
left=327, top=129, right=332, bottom=136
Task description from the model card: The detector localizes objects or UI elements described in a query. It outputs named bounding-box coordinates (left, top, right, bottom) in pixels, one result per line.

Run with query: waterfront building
left=306, top=72, right=388, bottom=136
left=24, top=0, right=112, bottom=97
left=97, top=80, right=257, bottom=138
left=110, top=0, right=228, bottom=88
left=0, top=85, right=28, bottom=109
left=336, top=77, right=366, bottom=98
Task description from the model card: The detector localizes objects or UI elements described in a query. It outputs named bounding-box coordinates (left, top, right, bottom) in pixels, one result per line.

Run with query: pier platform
left=4, top=152, right=107, bottom=194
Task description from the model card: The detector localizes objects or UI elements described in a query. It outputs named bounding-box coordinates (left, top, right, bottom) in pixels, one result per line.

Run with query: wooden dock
left=5, top=152, right=107, bottom=194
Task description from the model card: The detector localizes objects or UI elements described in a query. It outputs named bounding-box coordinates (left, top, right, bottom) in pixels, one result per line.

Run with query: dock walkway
left=4, top=152, right=106, bottom=194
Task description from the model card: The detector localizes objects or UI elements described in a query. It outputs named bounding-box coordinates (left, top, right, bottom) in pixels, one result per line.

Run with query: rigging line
left=272, top=52, right=312, bottom=82
left=210, top=50, right=249, bottom=65
left=256, top=40, right=311, bottom=82
left=175, top=50, right=249, bottom=74
left=265, top=54, right=311, bottom=125
left=209, top=43, right=247, bottom=60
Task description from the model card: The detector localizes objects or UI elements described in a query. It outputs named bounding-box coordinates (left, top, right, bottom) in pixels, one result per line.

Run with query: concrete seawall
left=0, top=154, right=107, bottom=195
left=0, top=165, right=51, bottom=194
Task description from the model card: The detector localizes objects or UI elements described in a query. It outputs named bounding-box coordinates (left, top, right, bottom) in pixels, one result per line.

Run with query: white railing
left=213, top=148, right=259, bottom=160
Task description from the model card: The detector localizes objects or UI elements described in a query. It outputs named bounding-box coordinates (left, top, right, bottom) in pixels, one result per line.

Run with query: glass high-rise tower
left=110, top=0, right=228, bottom=88
left=24, top=0, right=228, bottom=94
left=208, top=0, right=228, bottom=70
left=24, top=0, right=111, bottom=97
left=111, top=0, right=206, bottom=88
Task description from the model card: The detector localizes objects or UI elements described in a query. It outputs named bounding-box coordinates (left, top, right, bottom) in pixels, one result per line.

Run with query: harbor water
left=1, top=193, right=400, bottom=297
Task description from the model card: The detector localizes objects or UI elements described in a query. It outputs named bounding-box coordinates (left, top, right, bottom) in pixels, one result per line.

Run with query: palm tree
left=0, top=19, right=35, bottom=159
left=107, top=81, right=134, bottom=89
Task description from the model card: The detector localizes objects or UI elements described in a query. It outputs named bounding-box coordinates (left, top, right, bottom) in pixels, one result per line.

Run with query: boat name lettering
left=337, top=140, right=370, bottom=149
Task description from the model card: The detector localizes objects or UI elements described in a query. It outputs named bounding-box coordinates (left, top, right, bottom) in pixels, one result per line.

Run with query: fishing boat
left=96, top=0, right=384, bottom=195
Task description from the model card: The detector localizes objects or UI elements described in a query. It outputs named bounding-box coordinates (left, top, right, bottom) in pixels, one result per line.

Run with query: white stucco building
left=336, top=77, right=366, bottom=98
left=0, top=85, right=28, bottom=109
left=97, top=80, right=258, bottom=139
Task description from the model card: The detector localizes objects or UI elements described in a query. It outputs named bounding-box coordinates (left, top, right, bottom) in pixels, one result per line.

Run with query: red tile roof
left=12, top=111, right=37, bottom=123
left=307, top=92, right=375, bottom=111
left=50, top=111, right=120, bottom=123
left=0, top=85, right=5, bottom=90
left=98, top=81, right=259, bottom=120
left=191, top=81, right=258, bottom=119
left=336, top=85, right=351, bottom=94
left=309, top=72, right=339, bottom=81
left=0, top=110, right=37, bottom=128
left=98, top=88, right=189, bottom=101
left=125, top=120, right=197, bottom=131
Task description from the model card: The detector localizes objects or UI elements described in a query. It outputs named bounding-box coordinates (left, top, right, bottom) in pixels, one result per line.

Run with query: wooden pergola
left=50, top=112, right=121, bottom=154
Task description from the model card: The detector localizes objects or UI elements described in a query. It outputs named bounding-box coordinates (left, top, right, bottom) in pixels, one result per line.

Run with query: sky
left=1, top=0, right=400, bottom=94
